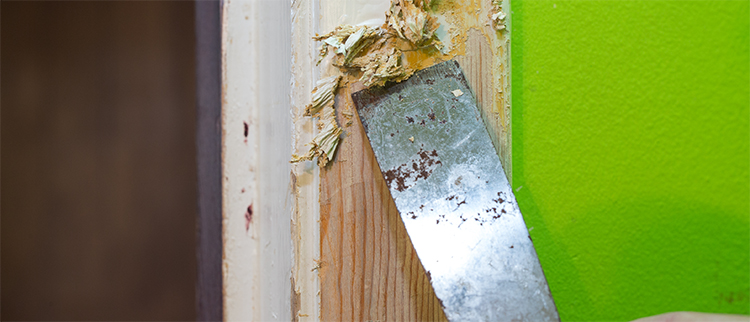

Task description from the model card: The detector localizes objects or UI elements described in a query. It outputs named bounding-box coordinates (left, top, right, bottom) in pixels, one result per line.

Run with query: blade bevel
left=353, top=60, right=559, bottom=322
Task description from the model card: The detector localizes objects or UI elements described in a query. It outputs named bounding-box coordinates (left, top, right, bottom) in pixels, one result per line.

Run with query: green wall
left=511, top=0, right=750, bottom=321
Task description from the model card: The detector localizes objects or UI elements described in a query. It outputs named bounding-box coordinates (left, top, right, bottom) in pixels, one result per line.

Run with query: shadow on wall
left=1, top=1, right=197, bottom=320
left=527, top=194, right=749, bottom=321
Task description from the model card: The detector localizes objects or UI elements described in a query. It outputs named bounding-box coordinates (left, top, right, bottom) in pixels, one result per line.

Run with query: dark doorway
left=2, top=2, right=198, bottom=320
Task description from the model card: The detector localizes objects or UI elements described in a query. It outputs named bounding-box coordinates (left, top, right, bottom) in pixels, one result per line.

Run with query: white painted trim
left=222, top=0, right=293, bottom=320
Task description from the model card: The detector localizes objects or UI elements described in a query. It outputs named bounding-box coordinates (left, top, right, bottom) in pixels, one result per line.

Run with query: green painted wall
left=510, top=0, right=750, bottom=321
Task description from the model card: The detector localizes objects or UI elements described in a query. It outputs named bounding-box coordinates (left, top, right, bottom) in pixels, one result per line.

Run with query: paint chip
left=489, top=4, right=507, bottom=31
left=312, top=0, right=442, bottom=88
left=452, top=89, right=463, bottom=97
left=295, top=0, right=445, bottom=167
left=291, top=104, right=343, bottom=167
left=293, top=75, right=344, bottom=167
left=386, top=0, right=440, bottom=46
left=409, top=136, right=415, bottom=142
left=315, top=25, right=380, bottom=67
left=304, top=75, right=342, bottom=117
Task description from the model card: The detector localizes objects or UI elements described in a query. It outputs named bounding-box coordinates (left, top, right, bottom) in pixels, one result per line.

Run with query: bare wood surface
left=319, top=83, right=448, bottom=322
left=456, top=28, right=512, bottom=177
left=314, top=1, right=510, bottom=318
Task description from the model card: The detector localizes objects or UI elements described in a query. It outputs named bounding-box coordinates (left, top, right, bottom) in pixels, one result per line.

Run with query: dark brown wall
left=2, top=2, right=197, bottom=320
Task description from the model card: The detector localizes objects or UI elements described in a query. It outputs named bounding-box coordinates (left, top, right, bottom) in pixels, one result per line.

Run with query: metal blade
left=352, top=60, right=559, bottom=322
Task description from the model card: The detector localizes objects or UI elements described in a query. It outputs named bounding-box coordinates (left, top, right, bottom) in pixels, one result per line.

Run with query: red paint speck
left=245, top=204, right=253, bottom=232
left=243, top=122, right=249, bottom=144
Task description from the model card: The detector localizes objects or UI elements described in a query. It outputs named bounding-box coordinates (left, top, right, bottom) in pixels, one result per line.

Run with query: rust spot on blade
left=383, top=149, right=443, bottom=192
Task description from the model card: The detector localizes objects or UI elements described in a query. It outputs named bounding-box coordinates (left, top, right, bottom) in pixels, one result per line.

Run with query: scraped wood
left=312, top=0, right=510, bottom=319
left=456, top=27, right=511, bottom=178
left=319, top=83, right=448, bottom=322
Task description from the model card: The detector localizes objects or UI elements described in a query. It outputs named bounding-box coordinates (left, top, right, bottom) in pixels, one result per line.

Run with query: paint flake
left=452, top=89, right=464, bottom=97
left=489, top=3, right=507, bottom=31
left=294, top=0, right=446, bottom=166
left=386, top=0, right=440, bottom=46
left=315, top=25, right=381, bottom=67
left=304, top=75, right=342, bottom=117
left=291, top=103, right=343, bottom=167
left=292, top=75, right=344, bottom=167
left=312, top=0, right=442, bottom=87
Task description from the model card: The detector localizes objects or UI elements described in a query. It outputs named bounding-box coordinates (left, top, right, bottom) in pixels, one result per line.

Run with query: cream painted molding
left=221, top=0, right=293, bottom=320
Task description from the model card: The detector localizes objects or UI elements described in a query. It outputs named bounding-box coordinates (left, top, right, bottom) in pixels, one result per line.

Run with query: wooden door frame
left=197, top=0, right=511, bottom=320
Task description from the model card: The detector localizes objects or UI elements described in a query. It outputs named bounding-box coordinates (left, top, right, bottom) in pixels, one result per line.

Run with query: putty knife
left=352, top=60, right=559, bottom=321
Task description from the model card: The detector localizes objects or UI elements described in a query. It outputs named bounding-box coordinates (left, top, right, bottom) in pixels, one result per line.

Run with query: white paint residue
left=290, top=0, right=323, bottom=318
left=433, top=15, right=452, bottom=54
left=353, top=0, right=390, bottom=26
left=490, top=4, right=507, bottom=31
left=321, top=0, right=390, bottom=31
left=452, top=89, right=464, bottom=97
left=491, top=11, right=506, bottom=21
left=346, top=0, right=387, bottom=27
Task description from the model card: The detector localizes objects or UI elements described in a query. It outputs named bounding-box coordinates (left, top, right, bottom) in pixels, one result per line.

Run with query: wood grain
left=456, top=28, right=512, bottom=176
left=319, top=83, right=448, bottom=322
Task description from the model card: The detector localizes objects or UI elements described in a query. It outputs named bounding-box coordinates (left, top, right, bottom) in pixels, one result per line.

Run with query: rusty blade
left=352, top=60, right=559, bottom=321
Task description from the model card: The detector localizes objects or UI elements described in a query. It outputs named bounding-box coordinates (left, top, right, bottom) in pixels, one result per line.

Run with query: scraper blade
left=352, top=60, right=559, bottom=321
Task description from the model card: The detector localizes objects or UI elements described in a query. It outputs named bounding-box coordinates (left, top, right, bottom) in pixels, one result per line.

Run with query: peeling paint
left=386, top=0, right=440, bottom=46
left=294, top=0, right=511, bottom=171
left=294, top=0, right=448, bottom=166
left=292, top=76, right=344, bottom=166
left=291, top=102, right=343, bottom=167
left=489, top=1, right=506, bottom=31
left=304, top=75, right=342, bottom=117
left=312, top=0, right=444, bottom=88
